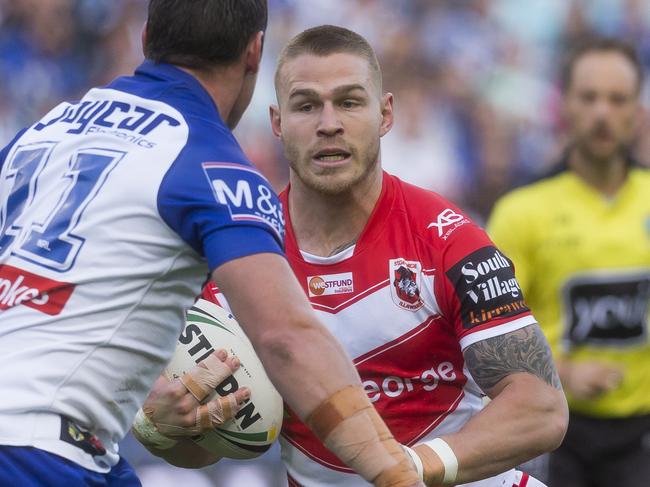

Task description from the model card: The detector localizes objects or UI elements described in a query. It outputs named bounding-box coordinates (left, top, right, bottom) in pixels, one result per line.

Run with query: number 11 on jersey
left=0, top=142, right=125, bottom=272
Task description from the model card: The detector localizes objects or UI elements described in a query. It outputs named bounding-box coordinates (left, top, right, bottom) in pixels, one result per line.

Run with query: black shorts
left=548, top=411, right=650, bottom=487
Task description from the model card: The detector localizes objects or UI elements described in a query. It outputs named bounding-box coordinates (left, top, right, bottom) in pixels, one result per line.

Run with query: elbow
left=539, top=389, right=569, bottom=453
left=256, top=331, right=298, bottom=368
left=253, top=314, right=322, bottom=368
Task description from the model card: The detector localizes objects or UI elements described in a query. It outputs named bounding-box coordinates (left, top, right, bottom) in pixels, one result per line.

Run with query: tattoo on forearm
left=463, top=325, right=563, bottom=392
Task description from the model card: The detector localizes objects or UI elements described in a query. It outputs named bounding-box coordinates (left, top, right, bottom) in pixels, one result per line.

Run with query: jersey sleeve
left=158, top=156, right=285, bottom=271
left=435, top=209, right=535, bottom=351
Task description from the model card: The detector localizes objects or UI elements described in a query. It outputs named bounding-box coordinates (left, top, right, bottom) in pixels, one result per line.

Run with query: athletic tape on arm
left=180, top=354, right=232, bottom=402
left=306, top=385, right=420, bottom=487
left=415, top=438, right=458, bottom=485
left=132, top=408, right=178, bottom=450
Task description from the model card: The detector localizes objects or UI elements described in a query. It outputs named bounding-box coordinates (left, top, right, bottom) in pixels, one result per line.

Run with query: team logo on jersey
left=307, top=272, right=353, bottom=297
left=0, top=264, right=74, bottom=315
left=427, top=208, right=469, bottom=240
left=446, top=246, right=529, bottom=328
left=389, top=258, right=424, bottom=311
left=562, top=271, right=650, bottom=349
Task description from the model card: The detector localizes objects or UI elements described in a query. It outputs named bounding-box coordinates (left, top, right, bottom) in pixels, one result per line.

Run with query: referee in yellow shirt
left=489, top=38, right=650, bottom=487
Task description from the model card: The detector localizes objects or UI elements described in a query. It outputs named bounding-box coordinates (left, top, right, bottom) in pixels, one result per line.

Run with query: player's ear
left=245, top=31, right=264, bottom=75
left=270, top=104, right=281, bottom=138
left=379, top=92, right=394, bottom=137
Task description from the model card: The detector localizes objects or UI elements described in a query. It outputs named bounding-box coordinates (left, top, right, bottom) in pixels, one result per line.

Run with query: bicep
left=463, top=324, right=562, bottom=398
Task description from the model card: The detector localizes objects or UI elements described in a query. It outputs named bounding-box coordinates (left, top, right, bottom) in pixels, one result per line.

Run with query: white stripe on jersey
left=459, top=315, right=538, bottom=350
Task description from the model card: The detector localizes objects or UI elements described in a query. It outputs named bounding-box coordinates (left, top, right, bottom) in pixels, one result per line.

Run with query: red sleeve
left=433, top=210, right=534, bottom=349
left=200, top=281, right=223, bottom=306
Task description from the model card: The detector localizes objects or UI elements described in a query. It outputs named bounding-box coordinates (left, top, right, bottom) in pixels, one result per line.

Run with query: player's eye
left=299, top=103, right=314, bottom=112
left=610, top=93, right=628, bottom=106
left=579, top=91, right=597, bottom=104
left=341, top=99, right=359, bottom=109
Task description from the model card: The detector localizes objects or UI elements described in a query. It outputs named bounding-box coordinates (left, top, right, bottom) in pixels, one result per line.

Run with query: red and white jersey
left=204, top=173, right=536, bottom=487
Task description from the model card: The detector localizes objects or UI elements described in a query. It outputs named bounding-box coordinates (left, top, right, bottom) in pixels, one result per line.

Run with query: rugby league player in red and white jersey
left=144, top=25, right=568, bottom=487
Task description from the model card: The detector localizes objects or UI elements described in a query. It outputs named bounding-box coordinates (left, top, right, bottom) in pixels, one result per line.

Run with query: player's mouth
left=313, top=148, right=352, bottom=167
left=591, top=125, right=614, bottom=142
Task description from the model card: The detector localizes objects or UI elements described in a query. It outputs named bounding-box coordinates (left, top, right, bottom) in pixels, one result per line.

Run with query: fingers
left=180, top=349, right=241, bottom=402
left=196, top=387, right=251, bottom=430
left=153, top=388, right=250, bottom=437
left=603, top=368, right=623, bottom=389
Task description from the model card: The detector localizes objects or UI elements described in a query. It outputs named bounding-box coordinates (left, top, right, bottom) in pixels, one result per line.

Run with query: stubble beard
left=284, top=139, right=381, bottom=196
left=575, top=136, right=628, bottom=167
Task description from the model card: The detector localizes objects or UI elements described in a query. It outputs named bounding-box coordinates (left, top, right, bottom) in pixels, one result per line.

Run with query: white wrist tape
left=132, top=408, right=178, bottom=450
left=429, top=438, right=458, bottom=484
left=402, top=445, right=424, bottom=480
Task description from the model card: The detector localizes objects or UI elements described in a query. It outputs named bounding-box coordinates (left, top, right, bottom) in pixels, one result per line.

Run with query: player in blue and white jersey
left=0, top=1, right=423, bottom=486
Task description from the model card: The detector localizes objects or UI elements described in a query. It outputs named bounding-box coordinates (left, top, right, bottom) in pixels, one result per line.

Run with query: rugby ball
left=164, top=298, right=283, bottom=459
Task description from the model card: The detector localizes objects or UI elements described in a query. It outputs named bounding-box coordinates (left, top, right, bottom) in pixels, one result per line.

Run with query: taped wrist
left=305, top=385, right=420, bottom=487
left=132, top=408, right=178, bottom=450
left=414, top=438, right=458, bottom=485
left=402, top=445, right=424, bottom=480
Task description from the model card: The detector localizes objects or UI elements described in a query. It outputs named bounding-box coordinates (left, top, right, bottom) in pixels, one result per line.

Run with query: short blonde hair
left=275, top=25, right=382, bottom=95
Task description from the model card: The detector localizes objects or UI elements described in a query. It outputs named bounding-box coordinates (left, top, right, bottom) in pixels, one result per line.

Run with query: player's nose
left=316, top=102, right=344, bottom=137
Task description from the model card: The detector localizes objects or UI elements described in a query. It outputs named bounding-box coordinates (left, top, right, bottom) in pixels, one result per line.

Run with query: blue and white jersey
left=0, top=61, right=284, bottom=472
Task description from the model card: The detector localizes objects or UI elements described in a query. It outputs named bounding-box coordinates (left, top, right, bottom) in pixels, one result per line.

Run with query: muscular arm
left=415, top=324, right=568, bottom=485
left=212, top=253, right=360, bottom=418
left=214, top=253, right=420, bottom=485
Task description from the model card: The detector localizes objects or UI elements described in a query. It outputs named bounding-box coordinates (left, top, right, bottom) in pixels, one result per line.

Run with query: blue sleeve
left=158, top=146, right=285, bottom=271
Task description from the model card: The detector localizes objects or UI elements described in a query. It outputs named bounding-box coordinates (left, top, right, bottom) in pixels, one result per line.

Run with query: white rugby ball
left=164, top=298, right=283, bottom=459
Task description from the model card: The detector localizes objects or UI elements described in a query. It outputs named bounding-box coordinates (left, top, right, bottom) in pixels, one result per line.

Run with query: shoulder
left=386, top=175, right=494, bottom=263
left=389, top=175, right=469, bottom=238
left=492, top=171, right=570, bottom=218
left=630, top=166, right=650, bottom=183
left=501, top=172, right=570, bottom=204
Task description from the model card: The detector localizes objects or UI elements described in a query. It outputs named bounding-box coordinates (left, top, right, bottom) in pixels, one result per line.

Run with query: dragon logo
left=389, top=259, right=424, bottom=311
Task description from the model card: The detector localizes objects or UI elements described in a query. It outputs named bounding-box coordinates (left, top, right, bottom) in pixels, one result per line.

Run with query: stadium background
left=0, top=0, right=648, bottom=485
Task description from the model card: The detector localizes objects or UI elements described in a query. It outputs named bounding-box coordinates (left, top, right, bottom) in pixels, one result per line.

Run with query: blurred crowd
left=1, top=0, right=649, bottom=485
left=1, top=0, right=650, bottom=223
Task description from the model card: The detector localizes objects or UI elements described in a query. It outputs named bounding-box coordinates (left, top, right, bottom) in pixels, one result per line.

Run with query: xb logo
left=427, top=209, right=465, bottom=237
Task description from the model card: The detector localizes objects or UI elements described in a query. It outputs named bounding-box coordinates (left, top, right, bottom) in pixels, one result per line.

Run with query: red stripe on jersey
left=310, top=278, right=389, bottom=313
left=354, top=314, right=440, bottom=365
left=201, top=282, right=224, bottom=307
left=516, top=472, right=530, bottom=487
left=281, top=315, right=467, bottom=472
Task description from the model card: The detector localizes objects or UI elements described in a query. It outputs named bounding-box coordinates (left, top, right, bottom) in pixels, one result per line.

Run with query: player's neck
left=568, top=148, right=629, bottom=197
left=289, top=170, right=383, bottom=257
left=180, top=64, right=246, bottom=129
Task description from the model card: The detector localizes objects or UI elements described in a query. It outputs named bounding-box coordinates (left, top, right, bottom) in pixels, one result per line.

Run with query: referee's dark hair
left=145, top=0, right=267, bottom=69
left=561, top=37, right=643, bottom=93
